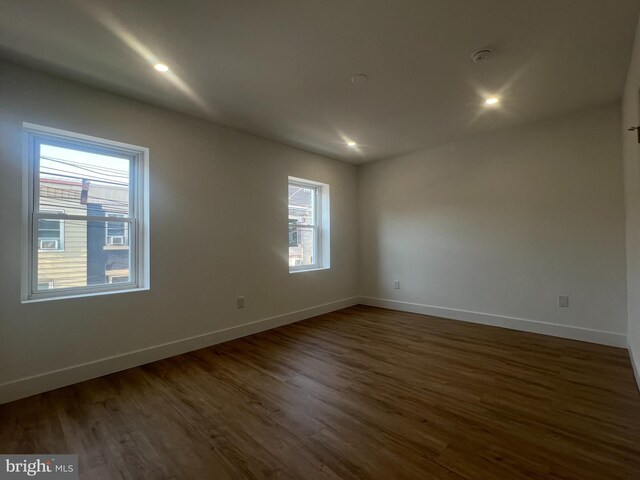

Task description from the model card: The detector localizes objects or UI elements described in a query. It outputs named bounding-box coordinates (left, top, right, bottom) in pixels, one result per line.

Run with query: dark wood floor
left=1, top=305, right=639, bottom=479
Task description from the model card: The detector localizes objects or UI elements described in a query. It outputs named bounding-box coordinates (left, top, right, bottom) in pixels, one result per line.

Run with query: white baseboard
left=0, top=296, right=359, bottom=405
left=359, top=297, right=627, bottom=348
left=629, top=340, right=640, bottom=392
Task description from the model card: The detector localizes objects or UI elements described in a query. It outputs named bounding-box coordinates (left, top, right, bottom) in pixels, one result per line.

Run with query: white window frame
left=22, top=123, right=150, bottom=302
left=288, top=176, right=330, bottom=273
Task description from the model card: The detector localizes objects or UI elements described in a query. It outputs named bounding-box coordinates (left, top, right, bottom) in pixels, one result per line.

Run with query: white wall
left=0, top=55, right=635, bottom=403
left=622, top=16, right=640, bottom=381
left=0, top=61, right=359, bottom=402
left=359, top=104, right=628, bottom=344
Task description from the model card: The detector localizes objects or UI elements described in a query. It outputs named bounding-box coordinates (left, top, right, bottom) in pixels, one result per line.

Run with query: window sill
left=289, top=266, right=330, bottom=274
left=22, top=286, right=150, bottom=304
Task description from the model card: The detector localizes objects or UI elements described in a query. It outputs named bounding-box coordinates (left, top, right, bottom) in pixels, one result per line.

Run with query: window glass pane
left=288, top=226, right=316, bottom=267
left=39, top=221, right=60, bottom=237
left=36, top=219, right=131, bottom=290
left=39, top=144, right=130, bottom=217
left=288, top=184, right=315, bottom=226
left=39, top=218, right=61, bottom=235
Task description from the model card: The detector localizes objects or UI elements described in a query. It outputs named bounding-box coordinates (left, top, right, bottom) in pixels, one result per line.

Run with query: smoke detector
left=471, top=49, right=493, bottom=63
left=350, top=74, right=369, bottom=84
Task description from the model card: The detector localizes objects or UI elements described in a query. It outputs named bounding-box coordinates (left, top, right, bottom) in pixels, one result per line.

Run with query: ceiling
left=1, top=0, right=639, bottom=163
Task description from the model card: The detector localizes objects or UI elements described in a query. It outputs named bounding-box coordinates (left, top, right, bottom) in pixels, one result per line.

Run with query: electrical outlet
left=558, top=296, right=569, bottom=308
left=237, top=296, right=245, bottom=309
left=393, top=281, right=400, bottom=289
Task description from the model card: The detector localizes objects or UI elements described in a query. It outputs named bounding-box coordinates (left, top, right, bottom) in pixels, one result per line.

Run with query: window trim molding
left=21, top=123, right=150, bottom=302
left=288, top=176, right=330, bottom=273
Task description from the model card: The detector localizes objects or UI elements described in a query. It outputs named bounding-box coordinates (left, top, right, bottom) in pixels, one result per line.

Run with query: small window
left=288, top=177, right=330, bottom=272
left=22, top=124, right=150, bottom=301
left=38, top=210, right=65, bottom=251
left=108, top=275, right=129, bottom=284
left=105, top=213, right=129, bottom=247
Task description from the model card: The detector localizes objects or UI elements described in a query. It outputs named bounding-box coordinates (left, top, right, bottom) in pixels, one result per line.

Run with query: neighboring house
left=38, top=178, right=130, bottom=289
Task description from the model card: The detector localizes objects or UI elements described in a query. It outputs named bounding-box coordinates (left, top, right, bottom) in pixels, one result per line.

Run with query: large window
left=22, top=124, right=149, bottom=301
left=288, top=177, right=329, bottom=272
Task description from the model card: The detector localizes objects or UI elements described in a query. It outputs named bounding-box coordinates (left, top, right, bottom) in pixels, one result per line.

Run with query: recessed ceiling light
left=154, top=63, right=170, bottom=72
left=347, top=141, right=357, bottom=148
left=484, top=96, right=500, bottom=106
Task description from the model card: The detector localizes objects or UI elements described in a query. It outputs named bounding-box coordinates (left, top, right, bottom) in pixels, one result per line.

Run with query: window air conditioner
left=108, top=236, right=126, bottom=245
left=39, top=239, right=59, bottom=250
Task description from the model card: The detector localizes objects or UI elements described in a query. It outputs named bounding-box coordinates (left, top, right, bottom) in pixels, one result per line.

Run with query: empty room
left=1, top=1, right=640, bottom=479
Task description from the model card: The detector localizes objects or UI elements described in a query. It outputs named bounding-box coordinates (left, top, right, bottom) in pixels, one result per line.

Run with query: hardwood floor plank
left=1, top=305, right=639, bottom=479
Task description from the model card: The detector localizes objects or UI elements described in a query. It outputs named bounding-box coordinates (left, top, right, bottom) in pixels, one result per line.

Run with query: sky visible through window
left=40, top=144, right=129, bottom=182
left=39, top=144, right=130, bottom=215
